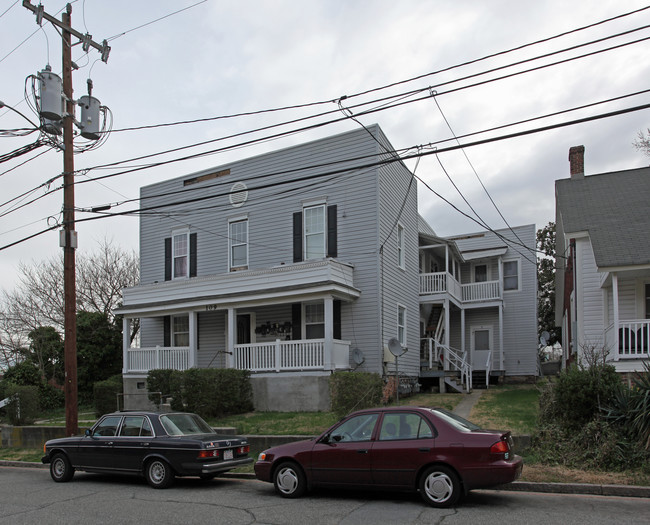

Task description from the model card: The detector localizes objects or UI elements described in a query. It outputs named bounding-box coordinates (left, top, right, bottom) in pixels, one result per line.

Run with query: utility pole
left=61, top=4, right=77, bottom=438
left=23, top=1, right=110, bottom=436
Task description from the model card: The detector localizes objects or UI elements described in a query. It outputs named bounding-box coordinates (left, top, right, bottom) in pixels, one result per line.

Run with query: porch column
left=461, top=309, right=465, bottom=356
left=445, top=245, right=449, bottom=274
left=613, top=273, right=620, bottom=361
left=227, top=308, right=236, bottom=368
left=444, top=298, right=450, bottom=367
left=499, top=305, right=504, bottom=370
left=122, top=317, right=130, bottom=374
left=189, top=311, right=197, bottom=368
left=498, top=258, right=503, bottom=298
left=324, top=296, right=334, bottom=370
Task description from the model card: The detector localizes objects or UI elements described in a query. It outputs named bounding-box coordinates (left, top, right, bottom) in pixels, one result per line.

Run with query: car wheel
left=419, top=465, right=461, bottom=507
left=273, top=462, right=307, bottom=498
left=50, top=453, right=75, bottom=483
left=145, top=458, right=175, bottom=489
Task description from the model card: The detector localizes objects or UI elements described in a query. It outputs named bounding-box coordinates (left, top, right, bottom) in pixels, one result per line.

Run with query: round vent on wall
left=229, top=181, right=248, bottom=208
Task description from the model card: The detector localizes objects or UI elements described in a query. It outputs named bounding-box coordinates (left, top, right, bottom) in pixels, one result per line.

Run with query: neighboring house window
left=397, top=223, right=405, bottom=269
left=397, top=304, right=406, bottom=346
left=305, top=303, right=324, bottom=338
left=172, top=315, right=189, bottom=346
left=173, top=232, right=189, bottom=279
left=474, top=264, right=487, bottom=283
left=304, top=204, right=326, bottom=260
left=503, top=260, right=520, bottom=291
left=229, top=219, right=248, bottom=271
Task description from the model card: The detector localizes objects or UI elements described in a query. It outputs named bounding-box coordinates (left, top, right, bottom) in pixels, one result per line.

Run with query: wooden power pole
left=22, top=1, right=110, bottom=436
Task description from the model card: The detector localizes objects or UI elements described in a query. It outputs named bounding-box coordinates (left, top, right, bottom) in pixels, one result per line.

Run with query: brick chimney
left=568, top=145, right=585, bottom=179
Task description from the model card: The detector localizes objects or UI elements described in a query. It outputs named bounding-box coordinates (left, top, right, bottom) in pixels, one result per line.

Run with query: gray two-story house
left=117, top=125, right=538, bottom=411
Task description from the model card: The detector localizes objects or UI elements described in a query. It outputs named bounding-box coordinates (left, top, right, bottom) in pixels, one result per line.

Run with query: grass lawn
left=469, top=384, right=540, bottom=435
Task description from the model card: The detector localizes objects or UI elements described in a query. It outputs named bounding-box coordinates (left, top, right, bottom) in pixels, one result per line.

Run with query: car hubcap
left=150, top=462, right=165, bottom=483
left=276, top=467, right=298, bottom=494
left=424, top=472, right=453, bottom=502
left=53, top=459, right=65, bottom=478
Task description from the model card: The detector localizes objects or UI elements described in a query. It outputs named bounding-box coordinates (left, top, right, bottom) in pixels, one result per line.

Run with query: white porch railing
left=126, top=340, right=351, bottom=373
left=419, top=272, right=501, bottom=303
left=605, top=320, right=650, bottom=360
left=233, top=339, right=350, bottom=372
left=420, top=337, right=472, bottom=393
left=127, top=346, right=191, bottom=373
left=462, top=281, right=501, bottom=302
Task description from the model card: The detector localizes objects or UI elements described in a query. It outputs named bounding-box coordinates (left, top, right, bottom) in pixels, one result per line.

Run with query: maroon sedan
left=254, top=406, right=522, bottom=507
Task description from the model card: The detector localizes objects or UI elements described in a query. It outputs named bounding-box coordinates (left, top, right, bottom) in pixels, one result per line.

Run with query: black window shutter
left=327, top=205, right=337, bottom=258
left=292, top=303, right=302, bottom=340
left=164, top=238, right=172, bottom=281
left=163, top=316, right=171, bottom=347
left=189, top=233, right=197, bottom=277
left=333, top=299, right=341, bottom=340
left=293, top=212, right=303, bottom=263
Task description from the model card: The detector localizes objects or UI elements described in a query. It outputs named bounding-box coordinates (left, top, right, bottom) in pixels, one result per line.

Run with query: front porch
left=124, top=338, right=351, bottom=374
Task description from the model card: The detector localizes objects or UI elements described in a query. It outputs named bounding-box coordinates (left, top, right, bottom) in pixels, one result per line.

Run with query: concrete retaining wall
left=1, top=425, right=66, bottom=448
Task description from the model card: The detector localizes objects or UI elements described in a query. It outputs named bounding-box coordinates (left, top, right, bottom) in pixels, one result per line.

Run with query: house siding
left=577, top=238, right=606, bottom=351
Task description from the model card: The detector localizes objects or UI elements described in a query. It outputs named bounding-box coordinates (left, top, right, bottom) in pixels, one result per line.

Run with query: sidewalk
left=451, top=389, right=484, bottom=419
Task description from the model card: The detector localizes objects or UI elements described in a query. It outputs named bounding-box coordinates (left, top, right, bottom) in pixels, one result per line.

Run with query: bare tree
left=0, top=237, right=139, bottom=366
left=632, top=128, right=650, bottom=158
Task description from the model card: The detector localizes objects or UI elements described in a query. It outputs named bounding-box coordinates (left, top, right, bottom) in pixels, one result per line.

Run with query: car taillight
left=237, top=445, right=250, bottom=455
left=198, top=449, right=220, bottom=459
left=490, top=440, right=509, bottom=454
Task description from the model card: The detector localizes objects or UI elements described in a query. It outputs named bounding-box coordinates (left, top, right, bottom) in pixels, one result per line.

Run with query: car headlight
left=258, top=451, right=269, bottom=461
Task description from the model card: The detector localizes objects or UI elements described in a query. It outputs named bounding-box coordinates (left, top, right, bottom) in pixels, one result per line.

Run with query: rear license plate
left=224, top=449, right=233, bottom=460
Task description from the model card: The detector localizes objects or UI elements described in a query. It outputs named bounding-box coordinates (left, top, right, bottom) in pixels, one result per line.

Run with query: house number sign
left=205, top=304, right=219, bottom=311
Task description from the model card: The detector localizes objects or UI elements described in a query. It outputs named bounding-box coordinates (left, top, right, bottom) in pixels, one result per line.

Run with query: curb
left=2, top=461, right=649, bottom=498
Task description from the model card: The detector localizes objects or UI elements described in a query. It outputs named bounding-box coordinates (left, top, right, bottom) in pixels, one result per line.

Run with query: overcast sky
left=1, top=0, right=649, bottom=293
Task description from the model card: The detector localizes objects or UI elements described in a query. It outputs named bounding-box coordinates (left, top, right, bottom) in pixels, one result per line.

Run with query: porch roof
left=115, top=259, right=360, bottom=317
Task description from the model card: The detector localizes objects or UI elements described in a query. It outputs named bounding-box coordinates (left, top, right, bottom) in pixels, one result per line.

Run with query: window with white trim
left=503, top=260, right=520, bottom=291
left=397, top=304, right=406, bottom=346
left=304, top=302, right=324, bottom=339
left=397, top=223, right=405, bottom=269
left=172, top=315, right=189, bottom=347
left=304, top=204, right=326, bottom=260
left=172, top=231, right=189, bottom=279
left=229, top=218, right=248, bottom=271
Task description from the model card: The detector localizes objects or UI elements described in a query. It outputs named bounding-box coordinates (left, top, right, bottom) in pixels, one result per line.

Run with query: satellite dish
left=352, top=348, right=365, bottom=365
left=540, top=331, right=550, bottom=346
left=387, top=337, right=405, bottom=357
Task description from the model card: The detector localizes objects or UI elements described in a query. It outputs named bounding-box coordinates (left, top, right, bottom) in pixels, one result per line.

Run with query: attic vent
left=229, top=182, right=248, bottom=208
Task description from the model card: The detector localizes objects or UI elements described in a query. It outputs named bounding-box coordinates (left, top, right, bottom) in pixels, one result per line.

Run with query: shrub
left=330, top=372, right=383, bottom=417
left=146, top=369, right=184, bottom=410
left=2, top=383, right=40, bottom=425
left=539, top=362, right=621, bottom=430
left=93, top=375, right=124, bottom=416
left=38, top=382, right=65, bottom=410
left=183, top=368, right=253, bottom=418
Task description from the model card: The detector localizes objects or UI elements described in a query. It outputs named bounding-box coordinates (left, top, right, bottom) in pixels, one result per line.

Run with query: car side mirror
left=331, top=434, right=343, bottom=443
left=84, top=429, right=92, bottom=437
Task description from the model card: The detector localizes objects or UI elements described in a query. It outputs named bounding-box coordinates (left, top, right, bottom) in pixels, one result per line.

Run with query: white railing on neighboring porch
left=462, top=281, right=501, bottom=302
left=127, top=346, right=191, bottom=372
left=233, top=339, right=350, bottom=372
left=420, top=337, right=472, bottom=393
left=605, top=320, right=650, bottom=360
left=419, top=272, right=501, bottom=303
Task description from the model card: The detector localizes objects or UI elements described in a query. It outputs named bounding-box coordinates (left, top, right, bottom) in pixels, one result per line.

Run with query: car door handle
left=141, top=442, right=150, bottom=447
left=107, top=442, right=114, bottom=446
left=356, top=449, right=369, bottom=454
left=419, top=448, right=430, bottom=452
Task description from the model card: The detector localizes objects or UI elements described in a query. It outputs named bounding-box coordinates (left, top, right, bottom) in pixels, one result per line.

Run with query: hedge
left=330, top=371, right=383, bottom=417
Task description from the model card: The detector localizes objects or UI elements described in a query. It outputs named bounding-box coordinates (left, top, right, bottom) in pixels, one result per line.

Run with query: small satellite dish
left=352, top=348, right=365, bottom=365
left=540, top=331, right=550, bottom=346
left=387, top=337, right=405, bottom=357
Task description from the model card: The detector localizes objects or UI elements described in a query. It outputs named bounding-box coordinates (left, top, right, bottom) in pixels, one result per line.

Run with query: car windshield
left=430, top=408, right=482, bottom=432
left=160, top=413, right=214, bottom=436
